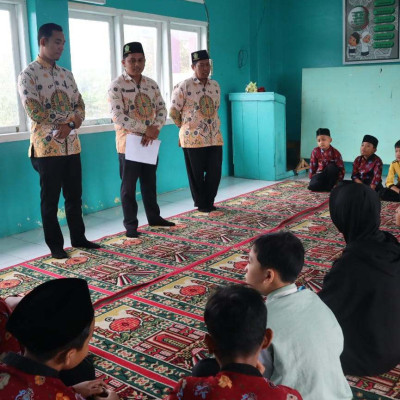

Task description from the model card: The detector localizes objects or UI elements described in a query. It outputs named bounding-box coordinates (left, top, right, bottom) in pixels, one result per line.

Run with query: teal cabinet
left=229, top=92, right=293, bottom=181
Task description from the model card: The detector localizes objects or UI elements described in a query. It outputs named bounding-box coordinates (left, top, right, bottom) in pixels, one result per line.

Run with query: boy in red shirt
left=166, top=285, right=302, bottom=400
left=351, top=134, right=383, bottom=192
left=0, top=278, right=118, bottom=400
left=0, top=296, right=23, bottom=357
left=308, top=128, right=345, bottom=192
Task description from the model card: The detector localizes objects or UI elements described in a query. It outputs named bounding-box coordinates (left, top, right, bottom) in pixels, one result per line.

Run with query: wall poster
left=344, top=0, right=399, bottom=64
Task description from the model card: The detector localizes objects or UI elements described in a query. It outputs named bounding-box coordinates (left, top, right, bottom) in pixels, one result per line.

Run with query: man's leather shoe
left=149, top=218, right=175, bottom=227
left=51, top=249, right=69, bottom=259
left=71, top=239, right=101, bottom=249
left=126, top=230, right=140, bottom=238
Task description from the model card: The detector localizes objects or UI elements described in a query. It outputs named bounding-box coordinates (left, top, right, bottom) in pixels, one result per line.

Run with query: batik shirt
left=351, top=154, right=383, bottom=186
left=108, top=71, right=167, bottom=154
left=385, top=160, right=400, bottom=188
left=0, top=299, right=22, bottom=359
left=309, top=145, right=345, bottom=180
left=169, top=75, right=223, bottom=148
left=0, top=353, right=84, bottom=399
left=167, top=363, right=302, bottom=400
left=17, top=56, right=85, bottom=158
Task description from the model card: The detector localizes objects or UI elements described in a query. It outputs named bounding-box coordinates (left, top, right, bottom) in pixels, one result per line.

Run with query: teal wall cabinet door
left=229, top=92, right=293, bottom=181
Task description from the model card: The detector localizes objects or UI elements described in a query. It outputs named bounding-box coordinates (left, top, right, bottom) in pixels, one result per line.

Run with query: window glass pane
left=123, top=24, right=157, bottom=81
left=69, top=18, right=112, bottom=122
left=171, top=29, right=198, bottom=87
left=0, top=9, right=19, bottom=127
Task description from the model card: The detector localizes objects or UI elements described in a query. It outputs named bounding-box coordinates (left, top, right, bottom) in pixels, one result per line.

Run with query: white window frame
left=69, top=10, right=116, bottom=126
left=68, top=2, right=207, bottom=133
left=0, top=1, right=208, bottom=141
left=122, top=18, right=162, bottom=86
left=0, top=0, right=31, bottom=142
left=169, top=22, right=205, bottom=98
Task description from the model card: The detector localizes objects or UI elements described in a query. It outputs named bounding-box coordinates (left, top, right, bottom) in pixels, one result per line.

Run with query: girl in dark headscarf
left=319, top=183, right=400, bottom=376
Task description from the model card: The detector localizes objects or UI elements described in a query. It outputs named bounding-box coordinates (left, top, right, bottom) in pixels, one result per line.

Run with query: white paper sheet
left=125, top=134, right=161, bottom=165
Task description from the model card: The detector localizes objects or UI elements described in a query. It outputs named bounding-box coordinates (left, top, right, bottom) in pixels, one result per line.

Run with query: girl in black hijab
left=319, top=183, right=400, bottom=376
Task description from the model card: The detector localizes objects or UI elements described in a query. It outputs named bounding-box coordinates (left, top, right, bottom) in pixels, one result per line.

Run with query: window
left=0, top=1, right=29, bottom=136
left=68, top=3, right=207, bottom=127
left=170, top=27, right=200, bottom=87
left=69, top=13, right=114, bottom=125
left=123, top=22, right=159, bottom=82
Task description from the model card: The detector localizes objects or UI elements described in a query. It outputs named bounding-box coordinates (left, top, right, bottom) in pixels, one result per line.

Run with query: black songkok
left=316, top=128, right=330, bottom=137
left=362, top=134, right=378, bottom=148
left=123, top=42, right=144, bottom=57
left=7, top=278, right=94, bottom=353
left=191, top=50, right=209, bottom=64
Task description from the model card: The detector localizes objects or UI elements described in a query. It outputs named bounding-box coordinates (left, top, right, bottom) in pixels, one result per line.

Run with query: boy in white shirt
left=245, top=232, right=352, bottom=400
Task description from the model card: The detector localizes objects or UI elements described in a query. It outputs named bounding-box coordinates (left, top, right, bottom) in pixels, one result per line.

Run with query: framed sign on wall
left=343, top=0, right=399, bottom=64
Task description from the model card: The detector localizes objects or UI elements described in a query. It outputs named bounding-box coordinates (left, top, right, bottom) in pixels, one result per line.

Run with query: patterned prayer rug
left=0, top=263, right=112, bottom=303
left=0, top=181, right=329, bottom=297
left=91, top=294, right=208, bottom=399
left=1, top=181, right=399, bottom=399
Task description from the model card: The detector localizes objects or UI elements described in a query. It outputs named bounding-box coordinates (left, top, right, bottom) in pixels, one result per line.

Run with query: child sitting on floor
left=0, top=278, right=118, bottom=400
left=380, top=139, right=400, bottom=202
left=246, top=232, right=352, bottom=400
left=0, top=296, right=23, bottom=357
left=167, top=284, right=302, bottom=400
left=351, top=134, right=383, bottom=191
left=308, top=128, right=345, bottom=192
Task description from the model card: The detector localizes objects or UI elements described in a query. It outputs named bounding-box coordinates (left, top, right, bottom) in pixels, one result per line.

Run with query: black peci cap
left=123, top=42, right=144, bottom=57
left=7, top=278, right=94, bottom=353
left=191, top=50, right=209, bottom=63
left=362, top=134, right=378, bottom=148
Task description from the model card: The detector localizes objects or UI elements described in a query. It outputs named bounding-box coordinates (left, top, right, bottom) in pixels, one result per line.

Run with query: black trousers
left=118, top=154, right=161, bottom=232
left=308, top=164, right=340, bottom=192
left=340, top=180, right=384, bottom=193
left=380, top=185, right=400, bottom=202
left=183, top=146, right=222, bottom=209
left=31, top=154, right=85, bottom=252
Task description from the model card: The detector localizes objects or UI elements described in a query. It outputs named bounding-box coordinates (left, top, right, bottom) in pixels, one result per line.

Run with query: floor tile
left=0, top=177, right=276, bottom=268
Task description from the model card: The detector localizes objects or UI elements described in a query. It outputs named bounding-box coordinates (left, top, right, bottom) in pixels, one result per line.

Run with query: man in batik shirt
left=17, top=23, right=100, bottom=259
left=108, top=42, right=174, bottom=238
left=170, top=50, right=223, bottom=213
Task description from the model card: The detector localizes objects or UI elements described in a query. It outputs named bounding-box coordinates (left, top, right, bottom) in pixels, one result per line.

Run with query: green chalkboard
left=301, top=65, right=400, bottom=164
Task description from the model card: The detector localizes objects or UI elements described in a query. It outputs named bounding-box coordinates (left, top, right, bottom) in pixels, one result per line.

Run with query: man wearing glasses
left=170, top=50, right=223, bottom=213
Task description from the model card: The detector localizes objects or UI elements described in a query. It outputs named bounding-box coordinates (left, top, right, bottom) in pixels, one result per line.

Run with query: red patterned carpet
left=1, top=181, right=399, bottom=400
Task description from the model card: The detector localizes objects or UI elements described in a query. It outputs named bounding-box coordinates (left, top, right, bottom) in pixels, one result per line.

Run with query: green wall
left=0, top=0, right=253, bottom=238
left=266, top=0, right=343, bottom=142
left=27, top=0, right=72, bottom=69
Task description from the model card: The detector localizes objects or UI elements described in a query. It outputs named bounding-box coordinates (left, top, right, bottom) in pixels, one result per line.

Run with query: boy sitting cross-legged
left=380, top=139, right=400, bottom=202
left=167, top=284, right=302, bottom=400
left=308, top=128, right=345, bottom=192
left=246, top=232, right=353, bottom=400
left=351, top=134, right=383, bottom=191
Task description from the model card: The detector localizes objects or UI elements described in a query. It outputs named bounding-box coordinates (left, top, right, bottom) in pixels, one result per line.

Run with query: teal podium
left=229, top=92, right=293, bottom=181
